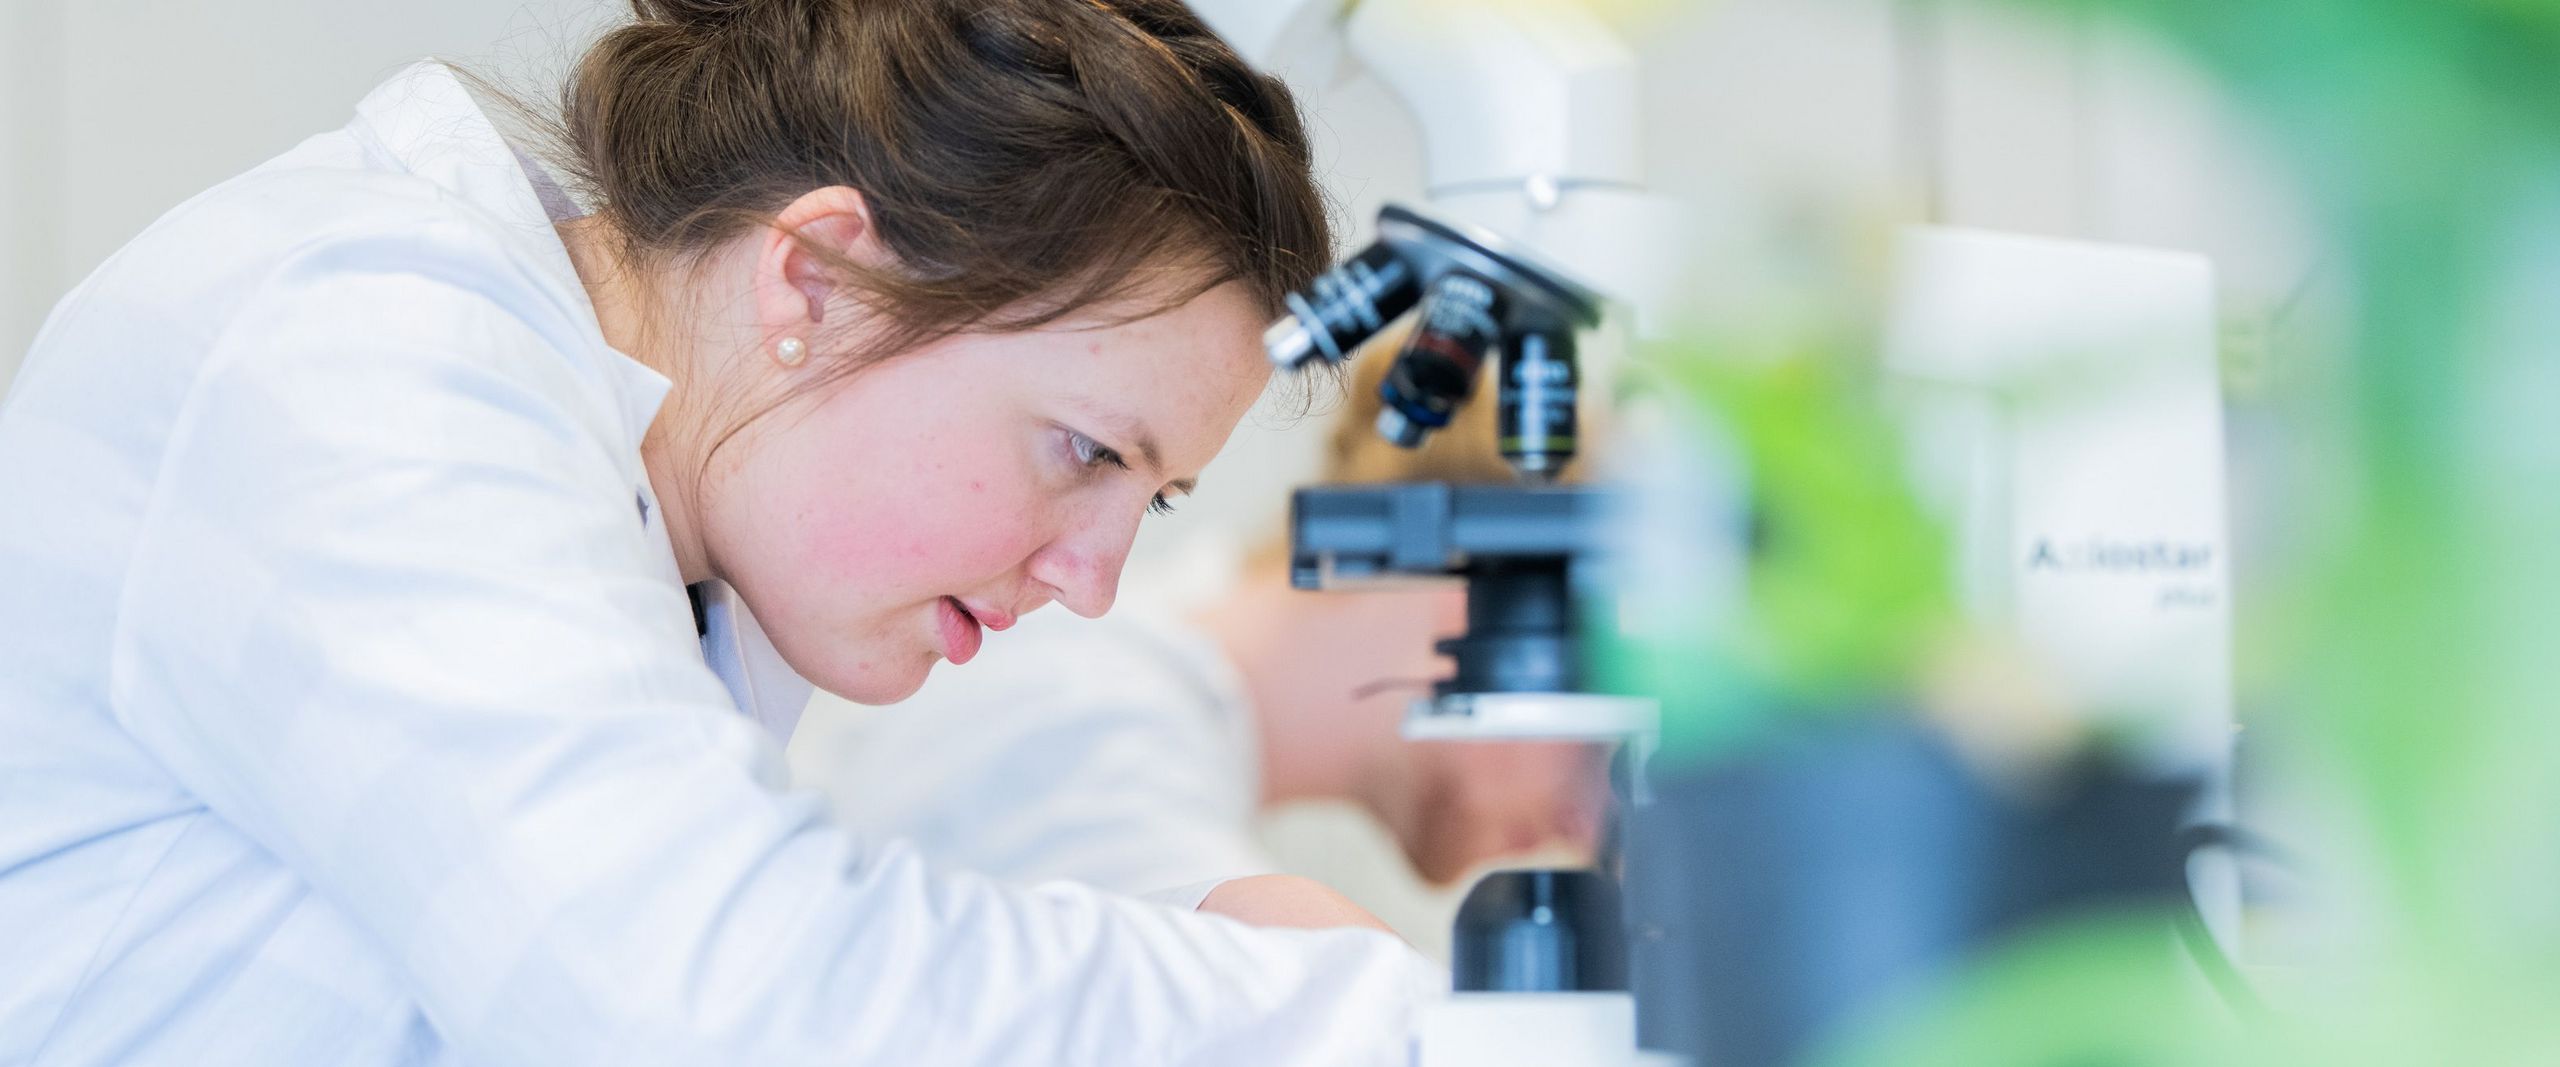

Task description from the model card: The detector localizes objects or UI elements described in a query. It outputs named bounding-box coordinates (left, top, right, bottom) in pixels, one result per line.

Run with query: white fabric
left=791, top=611, right=1276, bottom=900
left=0, top=60, right=1437, bottom=1067
left=696, top=580, right=816, bottom=744
left=1137, top=879, right=1245, bottom=913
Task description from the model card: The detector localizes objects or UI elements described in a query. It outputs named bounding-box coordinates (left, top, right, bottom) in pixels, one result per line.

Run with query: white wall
left=0, top=0, right=68, bottom=390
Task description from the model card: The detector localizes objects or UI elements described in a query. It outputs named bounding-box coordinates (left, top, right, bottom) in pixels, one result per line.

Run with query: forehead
left=1021, top=284, right=1273, bottom=456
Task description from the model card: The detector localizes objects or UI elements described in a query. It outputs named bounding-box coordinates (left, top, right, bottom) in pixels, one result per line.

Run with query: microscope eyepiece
left=1375, top=406, right=1428, bottom=449
left=1499, top=327, right=1580, bottom=478
left=1373, top=272, right=1504, bottom=450
left=1261, top=315, right=1324, bottom=371
left=1260, top=204, right=1604, bottom=478
left=1263, top=242, right=1417, bottom=370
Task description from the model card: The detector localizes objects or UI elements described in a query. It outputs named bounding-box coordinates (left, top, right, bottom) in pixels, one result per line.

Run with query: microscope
left=1265, top=204, right=1656, bottom=1066
left=1267, top=202, right=1657, bottom=754
left=1190, top=0, right=1685, bottom=1057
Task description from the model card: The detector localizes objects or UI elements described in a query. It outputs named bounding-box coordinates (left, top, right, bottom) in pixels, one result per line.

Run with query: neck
left=557, top=216, right=715, bottom=585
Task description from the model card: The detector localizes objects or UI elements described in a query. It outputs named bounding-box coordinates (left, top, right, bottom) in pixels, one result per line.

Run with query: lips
left=936, top=597, right=984, bottom=665
left=960, top=600, right=1017, bottom=632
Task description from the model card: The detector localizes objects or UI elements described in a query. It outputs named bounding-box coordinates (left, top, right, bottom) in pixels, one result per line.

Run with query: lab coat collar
left=695, top=582, right=817, bottom=740
left=348, top=61, right=814, bottom=740
left=347, top=60, right=673, bottom=456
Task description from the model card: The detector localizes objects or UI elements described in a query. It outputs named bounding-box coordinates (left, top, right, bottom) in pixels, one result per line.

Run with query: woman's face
left=704, top=282, right=1272, bottom=704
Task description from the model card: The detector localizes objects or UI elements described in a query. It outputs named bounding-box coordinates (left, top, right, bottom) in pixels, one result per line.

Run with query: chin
left=809, top=655, right=935, bottom=707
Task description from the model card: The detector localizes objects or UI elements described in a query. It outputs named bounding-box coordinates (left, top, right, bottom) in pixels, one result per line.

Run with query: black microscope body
left=1266, top=204, right=1618, bottom=719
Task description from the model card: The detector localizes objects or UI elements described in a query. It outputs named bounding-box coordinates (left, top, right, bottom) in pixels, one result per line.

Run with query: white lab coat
left=790, top=610, right=1278, bottom=896
left=0, top=61, right=1436, bottom=1066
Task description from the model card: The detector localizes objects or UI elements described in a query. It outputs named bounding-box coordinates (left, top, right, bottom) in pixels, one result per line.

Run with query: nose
left=1025, top=504, right=1141, bottom=619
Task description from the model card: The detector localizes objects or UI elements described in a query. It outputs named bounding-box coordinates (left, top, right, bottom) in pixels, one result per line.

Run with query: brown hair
left=553, top=0, right=1330, bottom=382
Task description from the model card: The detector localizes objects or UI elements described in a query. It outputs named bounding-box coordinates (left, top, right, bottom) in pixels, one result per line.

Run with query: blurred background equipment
left=1226, top=0, right=2281, bottom=1063
left=1626, top=721, right=2202, bottom=1066
left=1884, top=228, right=2231, bottom=789
left=1883, top=225, right=2239, bottom=945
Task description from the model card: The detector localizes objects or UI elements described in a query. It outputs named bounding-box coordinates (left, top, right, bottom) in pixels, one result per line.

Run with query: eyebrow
left=1072, top=401, right=1197, bottom=495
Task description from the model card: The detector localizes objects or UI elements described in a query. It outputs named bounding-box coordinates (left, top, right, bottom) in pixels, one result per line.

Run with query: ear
left=751, top=185, right=891, bottom=351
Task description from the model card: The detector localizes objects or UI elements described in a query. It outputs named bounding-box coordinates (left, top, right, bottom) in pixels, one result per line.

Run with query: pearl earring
left=774, top=336, right=808, bottom=367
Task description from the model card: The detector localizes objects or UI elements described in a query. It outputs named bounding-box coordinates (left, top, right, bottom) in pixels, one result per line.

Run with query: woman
left=0, top=2, right=1435, bottom=1064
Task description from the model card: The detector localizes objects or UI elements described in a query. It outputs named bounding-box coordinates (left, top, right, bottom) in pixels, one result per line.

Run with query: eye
left=1065, top=429, right=1125, bottom=472
left=1065, top=429, right=1179, bottom=519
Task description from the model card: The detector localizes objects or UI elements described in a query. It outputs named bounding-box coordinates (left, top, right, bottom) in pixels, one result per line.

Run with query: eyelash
left=1067, top=430, right=1178, bottom=517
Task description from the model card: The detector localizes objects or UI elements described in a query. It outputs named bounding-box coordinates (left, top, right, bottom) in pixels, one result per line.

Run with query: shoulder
left=13, top=132, right=651, bottom=522
left=192, top=175, right=593, bottom=373
left=105, top=163, right=650, bottom=470
left=98, top=177, right=658, bottom=554
left=79, top=101, right=595, bottom=380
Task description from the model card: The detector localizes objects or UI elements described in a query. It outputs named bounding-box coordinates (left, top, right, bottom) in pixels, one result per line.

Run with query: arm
left=107, top=241, right=1435, bottom=1066
left=1203, top=875, right=1402, bottom=935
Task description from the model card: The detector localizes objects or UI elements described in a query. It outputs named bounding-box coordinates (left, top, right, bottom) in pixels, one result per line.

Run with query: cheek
left=776, top=416, right=1051, bottom=599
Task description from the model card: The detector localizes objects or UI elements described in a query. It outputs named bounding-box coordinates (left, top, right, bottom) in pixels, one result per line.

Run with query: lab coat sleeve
left=797, top=651, right=1279, bottom=897
left=1001, top=684, right=1283, bottom=892
left=103, top=232, right=1438, bottom=1067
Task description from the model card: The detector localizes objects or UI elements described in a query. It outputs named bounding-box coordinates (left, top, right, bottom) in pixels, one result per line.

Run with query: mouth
left=958, top=599, right=1017, bottom=632
left=935, top=596, right=985, bottom=665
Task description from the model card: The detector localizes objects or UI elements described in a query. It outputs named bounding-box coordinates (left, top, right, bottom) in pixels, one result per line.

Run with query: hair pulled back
left=557, top=0, right=1330, bottom=369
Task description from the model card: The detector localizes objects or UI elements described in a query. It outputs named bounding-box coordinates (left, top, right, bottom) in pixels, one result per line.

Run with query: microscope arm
left=1192, top=0, right=1685, bottom=333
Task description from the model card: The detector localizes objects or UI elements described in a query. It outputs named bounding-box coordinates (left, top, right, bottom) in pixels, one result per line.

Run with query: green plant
left=1812, top=0, right=2560, bottom=1061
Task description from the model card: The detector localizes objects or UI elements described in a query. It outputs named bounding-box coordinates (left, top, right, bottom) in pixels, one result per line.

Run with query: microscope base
left=1414, top=992, right=1637, bottom=1067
